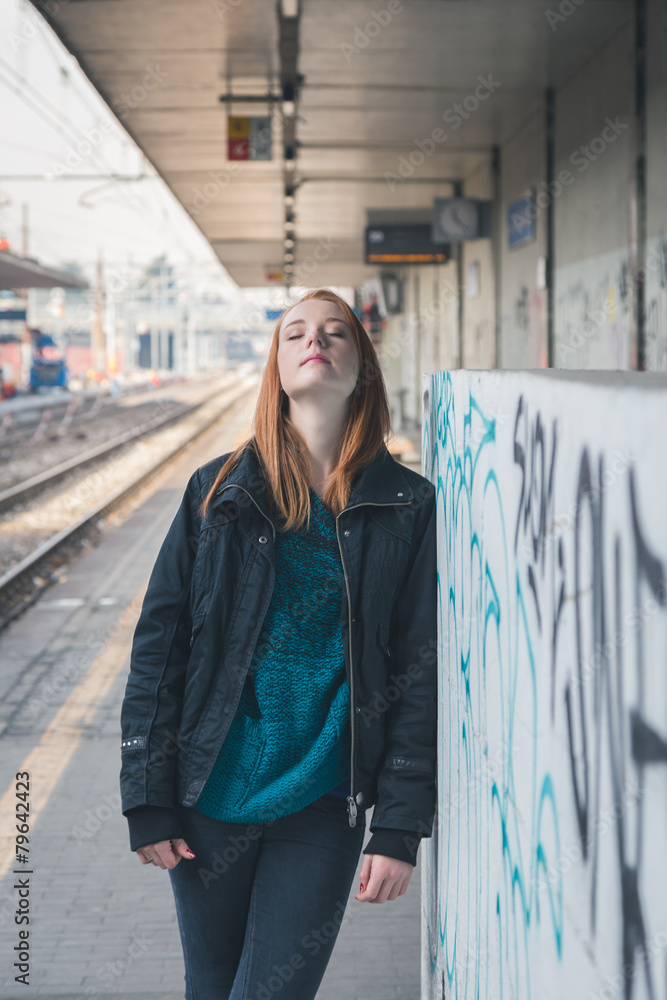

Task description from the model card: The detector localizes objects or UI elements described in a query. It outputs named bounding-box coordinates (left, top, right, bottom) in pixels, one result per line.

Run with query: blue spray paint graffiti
left=421, top=370, right=667, bottom=1000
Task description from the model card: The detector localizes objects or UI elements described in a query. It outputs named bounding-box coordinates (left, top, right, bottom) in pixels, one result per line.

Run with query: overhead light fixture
left=284, top=252, right=294, bottom=262
left=285, top=220, right=295, bottom=232
left=285, top=194, right=295, bottom=207
left=284, top=237, right=295, bottom=248
left=281, top=0, right=299, bottom=16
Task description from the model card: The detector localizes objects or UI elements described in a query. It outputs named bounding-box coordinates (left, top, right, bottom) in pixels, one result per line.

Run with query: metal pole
left=545, top=87, right=555, bottom=368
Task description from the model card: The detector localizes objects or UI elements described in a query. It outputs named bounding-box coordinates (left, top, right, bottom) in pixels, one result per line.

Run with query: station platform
left=0, top=397, right=426, bottom=999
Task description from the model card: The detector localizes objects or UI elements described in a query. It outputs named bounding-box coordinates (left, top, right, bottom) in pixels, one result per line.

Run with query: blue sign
left=507, top=193, right=536, bottom=249
left=266, top=309, right=284, bottom=321
left=0, top=309, right=27, bottom=321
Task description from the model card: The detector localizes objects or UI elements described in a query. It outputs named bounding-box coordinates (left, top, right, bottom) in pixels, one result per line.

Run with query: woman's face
left=276, top=298, right=360, bottom=406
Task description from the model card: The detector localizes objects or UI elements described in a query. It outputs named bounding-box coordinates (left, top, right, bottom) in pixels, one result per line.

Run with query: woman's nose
left=306, top=328, right=326, bottom=345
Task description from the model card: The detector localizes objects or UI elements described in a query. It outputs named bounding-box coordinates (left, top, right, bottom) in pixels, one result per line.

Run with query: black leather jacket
left=119, top=439, right=438, bottom=866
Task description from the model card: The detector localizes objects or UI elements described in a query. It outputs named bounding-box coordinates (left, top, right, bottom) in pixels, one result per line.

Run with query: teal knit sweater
left=194, top=486, right=351, bottom=823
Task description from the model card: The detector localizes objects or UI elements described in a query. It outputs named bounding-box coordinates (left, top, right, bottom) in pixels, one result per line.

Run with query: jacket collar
left=213, top=437, right=415, bottom=516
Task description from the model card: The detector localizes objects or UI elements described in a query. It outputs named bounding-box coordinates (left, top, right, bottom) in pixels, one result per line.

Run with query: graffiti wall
left=645, top=238, right=667, bottom=372
left=421, top=369, right=667, bottom=1000
left=554, top=250, right=632, bottom=370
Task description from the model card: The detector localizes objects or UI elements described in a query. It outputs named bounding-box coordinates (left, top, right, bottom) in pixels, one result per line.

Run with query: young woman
left=119, top=287, right=438, bottom=1000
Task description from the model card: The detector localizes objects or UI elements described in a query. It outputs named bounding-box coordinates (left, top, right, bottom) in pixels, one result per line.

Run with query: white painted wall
left=421, top=368, right=667, bottom=1000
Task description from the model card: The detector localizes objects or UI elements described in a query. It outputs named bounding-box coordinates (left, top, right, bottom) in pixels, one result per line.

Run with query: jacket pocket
left=189, top=610, right=207, bottom=649
left=377, top=622, right=392, bottom=659
left=386, top=755, right=435, bottom=773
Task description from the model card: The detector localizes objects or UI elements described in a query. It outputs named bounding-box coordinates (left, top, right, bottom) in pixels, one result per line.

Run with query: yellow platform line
left=0, top=586, right=145, bottom=883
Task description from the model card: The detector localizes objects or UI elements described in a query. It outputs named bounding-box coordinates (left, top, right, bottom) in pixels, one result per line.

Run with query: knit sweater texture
left=194, top=486, right=352, bottom=823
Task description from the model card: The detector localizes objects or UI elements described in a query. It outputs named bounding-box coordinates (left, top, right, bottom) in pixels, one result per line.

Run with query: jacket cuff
left=125, top=805, right=185, bottom=853
left=363, top=827, right=421, bottom=866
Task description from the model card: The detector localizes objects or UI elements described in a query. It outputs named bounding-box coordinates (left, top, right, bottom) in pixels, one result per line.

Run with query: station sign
left=507, top=190, right=537, bottom=249
left=364, top=224, right=450, bottom=265
left=228, top=116, right=272, bottom=161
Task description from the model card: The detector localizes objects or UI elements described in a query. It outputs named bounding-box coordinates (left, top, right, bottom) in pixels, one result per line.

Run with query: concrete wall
left=499, top=105, right=548, bottom=369
left=421, top=367, right=667, bottom=1000
left=553, top=23, right=634, bottom=369
left=463, top=158, right=496, bottom=369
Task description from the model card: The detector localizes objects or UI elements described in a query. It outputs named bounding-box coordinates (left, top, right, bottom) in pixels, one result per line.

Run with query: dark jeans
left=167, top=793, right=367, bottom=1000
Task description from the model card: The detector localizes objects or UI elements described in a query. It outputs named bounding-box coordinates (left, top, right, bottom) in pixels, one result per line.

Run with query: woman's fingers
left=355, top=855, right=413, bottom=903
left=135, top=838, right=196, bottom=869
left=171, top=837, right=196, bottom=860
left=136, top=839, right=179, bottom=870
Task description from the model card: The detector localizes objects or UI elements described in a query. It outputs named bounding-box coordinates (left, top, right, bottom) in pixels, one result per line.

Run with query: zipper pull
left=346, top=795, right=357, bottom=828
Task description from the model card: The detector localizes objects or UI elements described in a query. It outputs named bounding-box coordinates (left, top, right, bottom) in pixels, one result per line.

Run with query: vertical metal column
left=453, top=179, right=464, bottom=368
left=491, top=145, right=501, bottom=369
left=634, top=0, right=647, bottom=370
left=545, top=87, right=555, bottom=369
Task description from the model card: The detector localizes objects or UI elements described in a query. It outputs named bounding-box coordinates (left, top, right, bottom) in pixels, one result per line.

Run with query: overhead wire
left=0, top=29, right=226, bottom=275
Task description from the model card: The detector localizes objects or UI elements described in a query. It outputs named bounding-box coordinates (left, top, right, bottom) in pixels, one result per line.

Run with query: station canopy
left=29, top=0, right=629, bottom=287
left=0, top=249, right=89, bottom=290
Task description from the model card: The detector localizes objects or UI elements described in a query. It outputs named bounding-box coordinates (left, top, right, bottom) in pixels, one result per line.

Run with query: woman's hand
left=136, top=838, right=196, bottom=870
left=354, top=853, right=412, bottom=903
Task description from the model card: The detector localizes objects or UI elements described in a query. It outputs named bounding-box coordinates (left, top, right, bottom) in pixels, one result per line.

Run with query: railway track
left=0, top=377, right=237, bottom=513
left=0, top=375, right=259, bottom=632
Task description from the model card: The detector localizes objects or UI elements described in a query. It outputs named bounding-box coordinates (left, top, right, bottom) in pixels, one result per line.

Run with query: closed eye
left=288, top=332, right=345, bottom=340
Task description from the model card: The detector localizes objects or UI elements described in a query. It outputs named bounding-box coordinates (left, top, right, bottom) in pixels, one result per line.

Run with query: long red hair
left=199, top=288, right=392, bottom=532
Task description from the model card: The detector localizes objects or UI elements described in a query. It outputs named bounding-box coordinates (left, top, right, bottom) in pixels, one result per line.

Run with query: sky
left=0, top=0, right=237, bottom=290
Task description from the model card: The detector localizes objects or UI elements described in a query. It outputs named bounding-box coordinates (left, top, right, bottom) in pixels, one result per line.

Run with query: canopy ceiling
left=29, top=0, right=630, bottom=287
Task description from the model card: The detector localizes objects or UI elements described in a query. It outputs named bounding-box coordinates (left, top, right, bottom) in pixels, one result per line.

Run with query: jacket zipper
left=335, top=499, right=412, bottom=827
